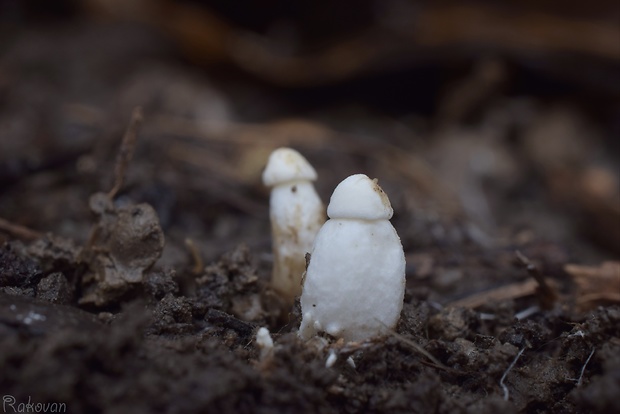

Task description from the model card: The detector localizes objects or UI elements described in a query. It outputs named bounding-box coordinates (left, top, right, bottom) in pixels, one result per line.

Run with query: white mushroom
left=262, top=148, right=325, bottom=306
left=299, top=174, right=406, bottom=342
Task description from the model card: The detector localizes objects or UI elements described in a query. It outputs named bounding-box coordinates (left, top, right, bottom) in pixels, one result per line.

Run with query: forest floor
left=0, top=13, right=619, bottom=414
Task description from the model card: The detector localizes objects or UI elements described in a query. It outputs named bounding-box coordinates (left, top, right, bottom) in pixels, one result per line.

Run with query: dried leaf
left=565, top=261, right=620, bottom=312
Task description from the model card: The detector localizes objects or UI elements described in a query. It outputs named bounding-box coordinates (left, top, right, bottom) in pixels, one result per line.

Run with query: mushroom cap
left=327, top=174, right=393, bottom=220
left=262, top=148, right=317, bottom=186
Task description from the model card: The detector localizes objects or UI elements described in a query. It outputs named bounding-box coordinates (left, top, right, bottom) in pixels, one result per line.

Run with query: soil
left=1, top=4, right=619, bottom=414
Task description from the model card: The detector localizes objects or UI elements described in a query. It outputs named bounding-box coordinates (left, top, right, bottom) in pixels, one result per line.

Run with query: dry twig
left=447, top=279, right=539, bottom=309
left=389, top=331, right=451, bottom=372
left=515, top=250, right=558, bottom=309
left=184, top=238, right=204, bottom=275
left=0, top=217, right=43, bottom=241
left=108, top=107, right=143, bottom=199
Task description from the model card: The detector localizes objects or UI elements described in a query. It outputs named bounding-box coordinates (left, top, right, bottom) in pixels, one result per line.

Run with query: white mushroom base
left=299, top=218, right=406, bottom=342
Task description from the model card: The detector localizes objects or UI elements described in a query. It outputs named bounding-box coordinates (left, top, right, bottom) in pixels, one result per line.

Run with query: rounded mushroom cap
left=327, top=174, right=393, bottom=220
left=262, top=148, right=317, bottom=186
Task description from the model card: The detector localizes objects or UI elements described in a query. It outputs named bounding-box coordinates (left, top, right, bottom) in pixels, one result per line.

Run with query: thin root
left=577, top=348, right=595, bottom=387
left=500, top=347, right=525, bottom=401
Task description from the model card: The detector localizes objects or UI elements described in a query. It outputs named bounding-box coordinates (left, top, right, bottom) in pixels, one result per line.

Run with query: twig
left=225, top=4, right=620, bottom=86
left=500, top=347, right=525, bottom=401
left=184, top=238, right=204, bottom=275
left=108, top=107, right=143, bottom=199
left=389, top=331, right=450, bottom=371
left=515, top=305, right=540, bottom=320
left=516, top=250, right=557, bottom=309
left=447, top=279, right=539, bottom=308
left=0, top=217, right=43, bottom=240
left=381, top=237, right=560, bottom=316
left=577, top=348, right=595, bottom=387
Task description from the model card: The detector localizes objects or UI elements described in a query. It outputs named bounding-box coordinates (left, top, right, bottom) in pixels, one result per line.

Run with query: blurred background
left=0, top=0, right=618, bottom=274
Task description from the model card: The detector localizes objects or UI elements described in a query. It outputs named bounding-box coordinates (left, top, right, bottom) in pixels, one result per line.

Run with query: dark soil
left=1, top=4, right=619, bottom=414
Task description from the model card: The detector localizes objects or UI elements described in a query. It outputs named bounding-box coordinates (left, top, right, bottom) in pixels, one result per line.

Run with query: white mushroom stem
left=299, top=174, right=406, bottom=342
left=263, top=148, right=325, bottom=306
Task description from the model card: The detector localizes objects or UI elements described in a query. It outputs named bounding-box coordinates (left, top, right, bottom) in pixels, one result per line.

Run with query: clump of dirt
left=193, top=245, right=265, bottom=323
left=79, top=192, right=165, bottom=307
left=0, top=244, right=41, bottom=292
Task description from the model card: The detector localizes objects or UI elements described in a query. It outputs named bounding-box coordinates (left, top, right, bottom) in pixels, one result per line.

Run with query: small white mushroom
left=263, top=148, right=325, bottom=306
left=299, top=174, right=406, bottom=342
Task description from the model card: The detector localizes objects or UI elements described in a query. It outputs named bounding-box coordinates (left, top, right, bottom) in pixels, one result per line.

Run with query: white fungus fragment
left=16, top=310, right=46, bottom=325
left=256, top=327, right=274, bottom=359
left=263, top=148, right=325, bottom=306
left=299, top=174, right=406, bottom=342
left=325, top=350, right=338, bottom=368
